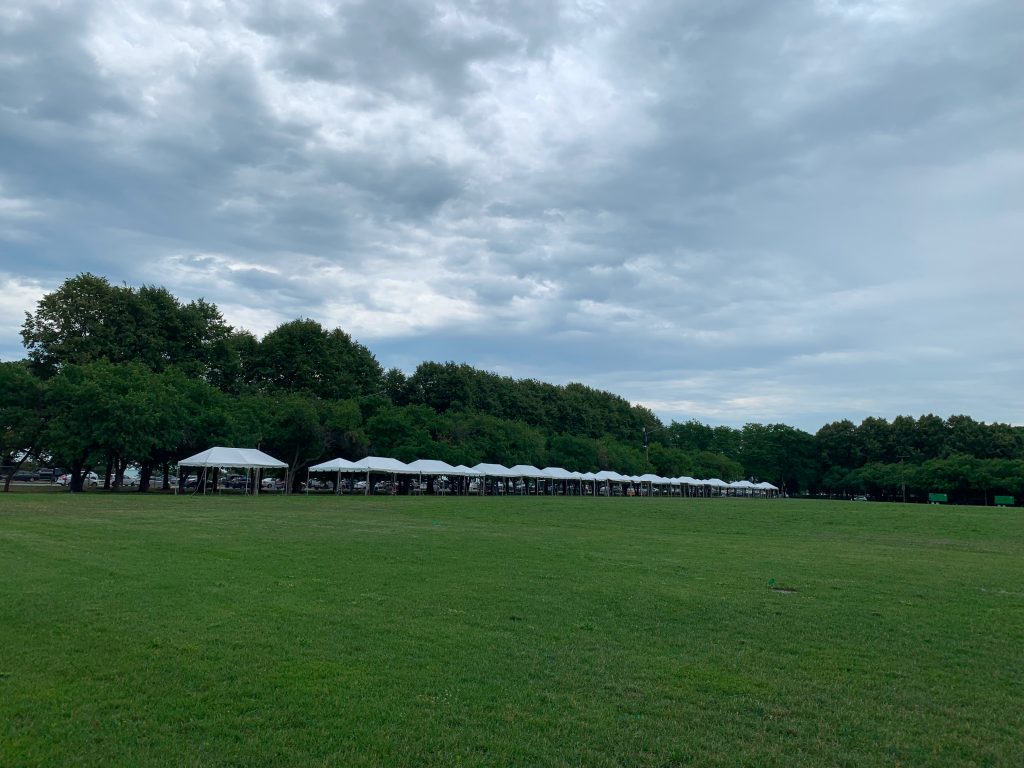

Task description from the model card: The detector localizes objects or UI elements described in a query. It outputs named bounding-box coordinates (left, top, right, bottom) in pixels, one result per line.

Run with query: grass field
left=1, top=494, right=1022, bottom=766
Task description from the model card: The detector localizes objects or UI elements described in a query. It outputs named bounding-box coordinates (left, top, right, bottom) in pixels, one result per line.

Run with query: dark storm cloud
left=1, top=0, right=1022, bottom=428
left=0, top=2, right=133, bottom=124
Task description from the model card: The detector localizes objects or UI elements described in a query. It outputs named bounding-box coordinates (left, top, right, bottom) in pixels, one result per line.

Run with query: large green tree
left=0, top=362, right=47, bottom=491
left=740, top=423, right=818, bottom=492
left=21, top=274, right=236, bottom=380
left=252, top=319, right=383, bottom=400
left=816, top=419, right=859, bottom=469
left=43, top=362, right=196, bottom=492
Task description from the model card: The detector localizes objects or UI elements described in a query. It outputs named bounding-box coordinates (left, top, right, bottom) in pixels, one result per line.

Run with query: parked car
left=105, top=471, right=139, bottom=488
left=12, top=469, right=39, bottom=482
left=223, top=474, right=251, bottom=490
left=55, top=472, right=100, bottom=488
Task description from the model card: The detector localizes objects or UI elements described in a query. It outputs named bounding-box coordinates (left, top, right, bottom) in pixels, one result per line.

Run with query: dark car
left=223, top=475, right=251, bottom=490
left=12, top=469, right=39, bottom=482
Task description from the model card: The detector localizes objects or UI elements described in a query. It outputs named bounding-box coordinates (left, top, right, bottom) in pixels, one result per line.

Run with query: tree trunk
left=70, top=460, right=85, bottom=493
left=139, top=461, right=153, bottom=493
left=2, top=454, right=32, bottom=493
left=162, top=462, right=170, bottom=491
left=103, top=456, right=114, bottom=490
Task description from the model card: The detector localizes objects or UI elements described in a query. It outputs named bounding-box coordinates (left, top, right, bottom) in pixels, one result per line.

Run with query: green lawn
left=1, top=494, right=1022, bottom=767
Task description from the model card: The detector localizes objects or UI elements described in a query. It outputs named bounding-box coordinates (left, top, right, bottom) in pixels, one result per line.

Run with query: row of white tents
left=179, top=447, right=780, bottom=497
left=306, top=456, right=780, bottom=498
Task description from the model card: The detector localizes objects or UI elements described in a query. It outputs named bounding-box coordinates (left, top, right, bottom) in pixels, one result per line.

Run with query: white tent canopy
left=295, top=451, right=776, bottom=500
left=405, top=459, right=457, bottom=475
left=178, top=446, right=288, bottom=496
left=180, top=446, right=288, bottom=469
left=507, top=464, right=547, bottom=478
left=472, top=463, right=517, bottom=478
left=309, top=457, right=364, bottom=472
left=354, top=456, right=417, bottom=474
left=541, top=466, right=575, bottom=480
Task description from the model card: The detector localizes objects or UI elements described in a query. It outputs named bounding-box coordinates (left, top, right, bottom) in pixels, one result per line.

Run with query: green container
left=928, top=493, right=948, bottom=504
left=994, top=495, right=1015, bottom=507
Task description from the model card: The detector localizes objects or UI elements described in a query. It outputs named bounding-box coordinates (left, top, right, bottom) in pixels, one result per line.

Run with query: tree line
left=3, top=274, right=1023, bottom=501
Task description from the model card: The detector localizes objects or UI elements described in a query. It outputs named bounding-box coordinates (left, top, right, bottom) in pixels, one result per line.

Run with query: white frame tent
left=451, top=465, right=483, bottom=495
left=622, top=475, right=638, bottom=499
left=178, top=446, right=289, bottom=495
left=353, top=456, right=417, bottom=495
left=541, top=466, right=576, bottom=495
left=704, top=478, right=729, bottom=496
left=729, top=480, right=758, bottom=497
left=507, top=465, right=547, bottom=495
left=405, top=458, right=458, bottom=494
left=638, top=473, right=666, bottom=497
left=677, top=477, right=702, bottom=497
left=580, top=471, right=598, bottom=495
left=594, top=470, right=628, bottom=497
left=471, top=463, right=518, bottom=495
left=307, top=457, right=366, bottom=494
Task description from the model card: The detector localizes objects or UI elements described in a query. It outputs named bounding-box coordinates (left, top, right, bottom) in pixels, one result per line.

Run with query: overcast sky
left=1, top=0, right=1021, bottom=431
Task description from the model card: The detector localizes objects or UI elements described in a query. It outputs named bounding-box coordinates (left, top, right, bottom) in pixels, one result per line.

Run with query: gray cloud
left=1, top=0, right=1022, bottom=430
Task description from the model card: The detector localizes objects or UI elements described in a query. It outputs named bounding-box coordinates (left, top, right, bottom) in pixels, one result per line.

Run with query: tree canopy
left=6, top=274, right=1023, bottom=502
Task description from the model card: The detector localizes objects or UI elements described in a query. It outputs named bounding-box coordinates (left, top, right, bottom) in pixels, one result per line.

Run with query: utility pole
left=643, top=427, right=649, bottom=464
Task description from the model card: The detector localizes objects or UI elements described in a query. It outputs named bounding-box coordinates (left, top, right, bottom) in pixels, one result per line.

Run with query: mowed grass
left=1, top=495, right=1022, bottom=767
